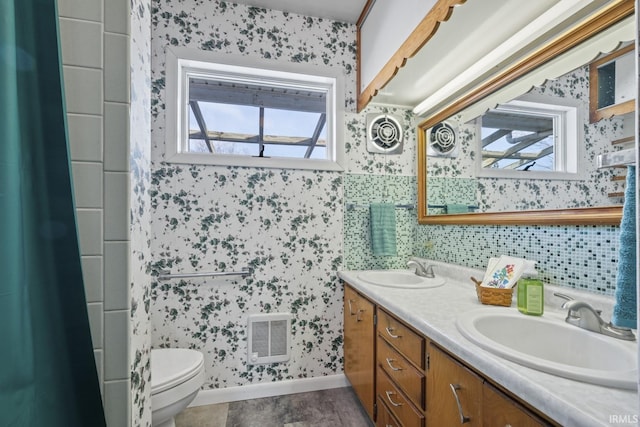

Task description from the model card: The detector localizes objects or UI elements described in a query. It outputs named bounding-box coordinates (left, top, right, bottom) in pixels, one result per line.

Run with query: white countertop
left=339, top=260, right=640, bottom=427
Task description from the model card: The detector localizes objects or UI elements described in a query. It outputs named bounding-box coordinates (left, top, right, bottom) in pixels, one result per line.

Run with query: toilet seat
left=151, top=348, right=204, bottom=395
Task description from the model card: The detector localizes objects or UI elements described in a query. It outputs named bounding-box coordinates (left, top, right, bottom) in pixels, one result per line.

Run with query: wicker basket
left=474, top=282, right=514, bottom=307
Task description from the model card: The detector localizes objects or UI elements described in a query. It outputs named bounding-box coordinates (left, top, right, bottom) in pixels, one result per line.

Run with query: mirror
left=417, top=0, right=633, bottom=225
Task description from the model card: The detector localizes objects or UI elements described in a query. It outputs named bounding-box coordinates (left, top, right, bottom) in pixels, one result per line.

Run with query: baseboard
left=190, top=374, right=349, bottom=407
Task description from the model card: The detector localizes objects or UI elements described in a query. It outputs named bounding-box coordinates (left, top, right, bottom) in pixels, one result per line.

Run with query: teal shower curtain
left=0, top=0, right=106, bottom=425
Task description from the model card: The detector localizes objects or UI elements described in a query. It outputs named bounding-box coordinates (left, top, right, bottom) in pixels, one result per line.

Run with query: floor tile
left=176, top=387, right=372, bottom=427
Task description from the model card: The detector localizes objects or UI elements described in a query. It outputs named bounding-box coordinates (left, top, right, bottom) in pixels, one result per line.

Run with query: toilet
left=151, top=348, right=205, bottom=427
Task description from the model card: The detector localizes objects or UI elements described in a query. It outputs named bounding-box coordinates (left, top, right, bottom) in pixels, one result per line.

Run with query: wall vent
left=247, top=313, right=291, bottom=365
left=426, top=121, right=459, bottom=157
left=366, top=113, right=404, bottom=154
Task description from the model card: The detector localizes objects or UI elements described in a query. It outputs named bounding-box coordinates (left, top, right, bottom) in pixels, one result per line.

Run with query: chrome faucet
left=554, top=293, right=636, bottom=341
left=407, top=258, right=435, bottom=278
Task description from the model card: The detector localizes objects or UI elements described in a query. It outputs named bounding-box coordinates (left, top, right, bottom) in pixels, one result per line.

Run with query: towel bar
left=157, top=267, right=251, bottom=281
left=428, top=204, right=478, bottom=210
left=346, top=203, right=414, bottom=210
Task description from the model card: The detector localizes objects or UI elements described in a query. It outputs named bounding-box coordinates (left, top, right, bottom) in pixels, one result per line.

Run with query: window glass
left=165, top=47, right=344, bottom=171
left=481, top=110, right=555, bottom=171
left=475, top=94, right=581, bottom=179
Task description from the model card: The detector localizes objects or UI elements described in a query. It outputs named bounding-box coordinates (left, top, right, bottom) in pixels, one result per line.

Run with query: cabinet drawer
left=377, top=336, right=425, bottom=409
left=376, top=396, right=402, bottom=427
left=377, top=309, right=425, bottom=368
left=377, top=367, right=424, bottom=427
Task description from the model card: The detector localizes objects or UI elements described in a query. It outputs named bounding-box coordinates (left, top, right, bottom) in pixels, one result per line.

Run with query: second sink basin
left=456, top=307, right=637, bottom=389
left=357, top=270, right=445, bottom=289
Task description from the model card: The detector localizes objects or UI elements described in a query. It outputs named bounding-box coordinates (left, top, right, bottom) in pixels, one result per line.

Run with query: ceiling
left=230, top=0, right=367, bottom=23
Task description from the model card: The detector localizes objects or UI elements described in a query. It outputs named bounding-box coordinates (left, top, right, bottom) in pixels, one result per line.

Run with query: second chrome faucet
left=554, top=292, right=636, bottom=341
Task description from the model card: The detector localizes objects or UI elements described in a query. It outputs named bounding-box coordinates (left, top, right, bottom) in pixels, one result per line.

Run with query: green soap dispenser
left=517, top=275, right=544, bottom=316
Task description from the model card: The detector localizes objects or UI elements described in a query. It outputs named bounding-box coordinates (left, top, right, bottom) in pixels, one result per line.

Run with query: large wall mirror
left=417, top=0, right=634, bottom=225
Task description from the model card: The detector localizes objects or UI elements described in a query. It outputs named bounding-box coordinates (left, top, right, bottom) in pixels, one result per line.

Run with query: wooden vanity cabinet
left=429, top=343, right=552, bottom=427
left=427, top=343, right=483, bottom=426
left=483, top=382, right=548, bottom=427
left=343, top=283, right=556, bottom=426
left=376, top=308, right=426, bottom=426
left=344, top=285, right=375, bottom=420
left=376, top=395, right=402, bottom=427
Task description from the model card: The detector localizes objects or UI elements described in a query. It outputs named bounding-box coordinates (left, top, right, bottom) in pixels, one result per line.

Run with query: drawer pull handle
left=385, top=390, right=403, bottom=407
left=347, top=299, right=357, bottom=316
left=356, top=308, right=365, bottom=322
left=449, top=384, right=471, bottom=424
left=385, top=358, right=403, bottom=371
left=385, top=327, right=401, bottom=339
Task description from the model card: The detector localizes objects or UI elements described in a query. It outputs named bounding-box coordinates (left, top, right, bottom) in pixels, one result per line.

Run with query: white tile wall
left=104, top=103, right=130, bottom=171
left=104, top=0, right=130, bottom=34
left=104, top=310, right=131, bottom=380
left=104, top=34, right=130, bottom=103
left=87, top=302, right=104, bottom=348
left=104, top=379, right=132, bottom=426
left=60, top=0, right=133, bottom=423
left=63, top=66, right=103, bottom=115
left=94, top=349, right=104, bottom=395
left=104, top=172, right=131, bottom=240
left=67, top=114, right=103, bottom=162
left=58, top=0, right=103, bottom=22
left=72, top=162, right=104, bottom=208
left=59, top=18, right=103, bottom=68
left=81, top=256, right=104, bottom=303
left=76, top=209, right=104, bottom=255
left=104, top=241, right=130, bottom=310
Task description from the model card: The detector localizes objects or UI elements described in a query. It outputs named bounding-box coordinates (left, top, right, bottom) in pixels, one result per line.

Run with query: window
left=476, top=94, right=582, bottom=180
left=165, top=47, right=344, bottom=171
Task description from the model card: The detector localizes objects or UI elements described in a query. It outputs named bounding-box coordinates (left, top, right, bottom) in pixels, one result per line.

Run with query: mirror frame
left=417, top=0, right=632, bottom=225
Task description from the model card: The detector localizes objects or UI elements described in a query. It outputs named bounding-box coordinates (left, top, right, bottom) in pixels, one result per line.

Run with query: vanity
left=340, top=262, right=638, bottom=427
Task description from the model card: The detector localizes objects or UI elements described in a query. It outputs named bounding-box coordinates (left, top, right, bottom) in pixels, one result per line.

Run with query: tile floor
left=175, top=387, right=373, bottom=427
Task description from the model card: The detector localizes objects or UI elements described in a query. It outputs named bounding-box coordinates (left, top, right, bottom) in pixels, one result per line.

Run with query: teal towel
left=370, top=203, right=397, bottom=256
left=446, top=204, right=469, bottom=214
left=612, top=166, right=637, bottom=329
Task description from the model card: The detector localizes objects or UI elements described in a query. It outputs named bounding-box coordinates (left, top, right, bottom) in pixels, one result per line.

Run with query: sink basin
left=456, top=307, right=637, bottom=389
left=357, top=270, right=445, bottom=289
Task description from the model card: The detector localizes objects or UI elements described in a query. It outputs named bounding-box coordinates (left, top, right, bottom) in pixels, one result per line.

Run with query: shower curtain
left=0, top=0, right=106, bottom=425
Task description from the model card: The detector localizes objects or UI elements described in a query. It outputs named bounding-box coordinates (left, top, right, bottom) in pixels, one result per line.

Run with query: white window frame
left=165, top=47, right=345, bottom=171
left=476, top=93, right=583, bottom=181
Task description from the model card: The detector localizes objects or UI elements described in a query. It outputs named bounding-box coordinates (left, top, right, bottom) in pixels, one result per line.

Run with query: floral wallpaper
left=150, top=0, right=360, bottom=388
left=130, top=0, right=153, bottom=425
left=427, top=65, right=628, bottom=212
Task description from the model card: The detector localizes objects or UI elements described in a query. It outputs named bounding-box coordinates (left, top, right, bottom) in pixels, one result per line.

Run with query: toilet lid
left=151, top=348, right=204, bottom=395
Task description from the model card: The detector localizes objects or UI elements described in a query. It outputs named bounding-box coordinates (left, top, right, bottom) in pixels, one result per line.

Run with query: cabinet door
left=483, top=383, right=548, bottom=427
left=344, top=284, right=375, bottom=420
left=427, top=344, right=482, bottom=427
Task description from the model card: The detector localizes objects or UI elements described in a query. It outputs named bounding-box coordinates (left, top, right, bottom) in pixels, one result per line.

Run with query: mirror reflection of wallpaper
left=428, top=65, right=628, bottom=213
left=427, top=177, right=477, bottom=214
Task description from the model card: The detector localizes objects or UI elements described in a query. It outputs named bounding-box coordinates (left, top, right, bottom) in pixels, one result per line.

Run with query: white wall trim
left=189, top=374, right=349, bottom=407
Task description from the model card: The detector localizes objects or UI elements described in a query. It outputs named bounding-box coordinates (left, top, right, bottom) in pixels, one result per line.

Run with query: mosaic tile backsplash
left=344, top=174, right=418, bottom=270
left=414, top=224, right=621, bottom=296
